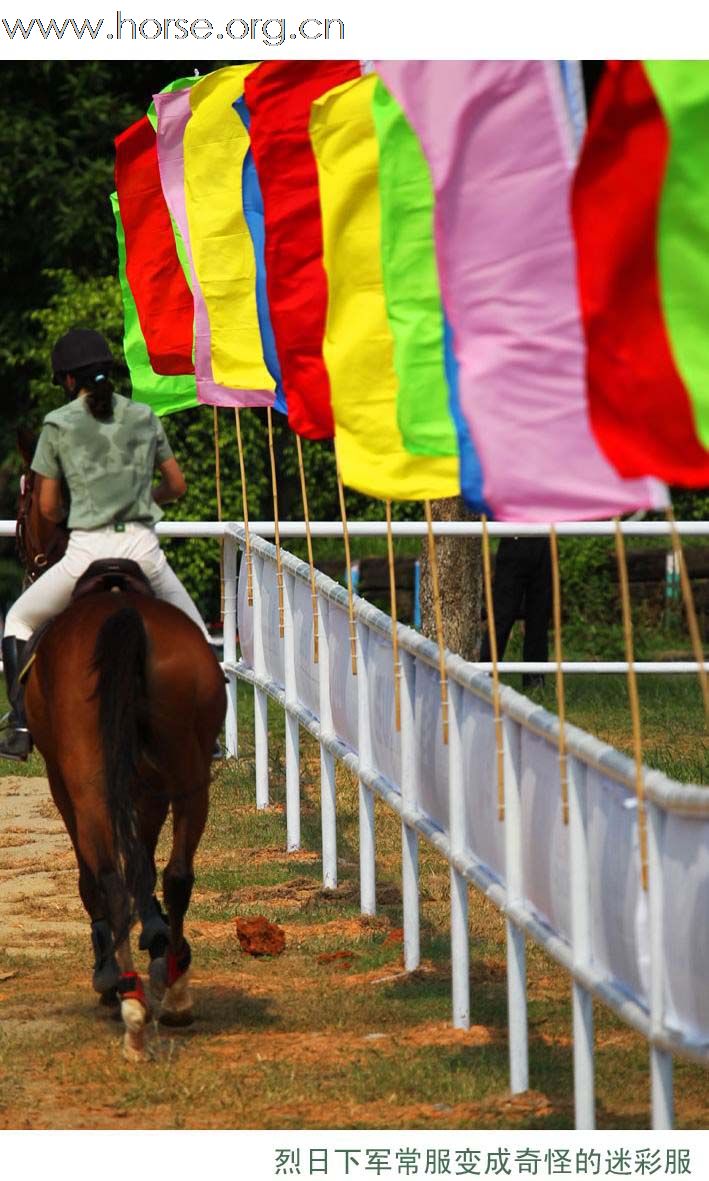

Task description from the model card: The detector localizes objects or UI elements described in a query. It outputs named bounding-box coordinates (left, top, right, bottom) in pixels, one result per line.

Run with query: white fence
left=2, top=518, right=708, bottom=1128
left=224, top=520, right=708, bottom=1133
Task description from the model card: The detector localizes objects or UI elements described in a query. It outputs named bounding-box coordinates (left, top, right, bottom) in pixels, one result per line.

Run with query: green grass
left=0, top=635, right=705, bottom=1130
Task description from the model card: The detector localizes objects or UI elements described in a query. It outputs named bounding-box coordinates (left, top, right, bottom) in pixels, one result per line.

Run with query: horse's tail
left=92, top=605, right=153, bottom=922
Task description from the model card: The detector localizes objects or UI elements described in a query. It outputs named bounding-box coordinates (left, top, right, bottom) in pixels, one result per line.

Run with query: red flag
left=244, top=61, right=361, bottom=439
left=115, top=116, right=194, bottom=377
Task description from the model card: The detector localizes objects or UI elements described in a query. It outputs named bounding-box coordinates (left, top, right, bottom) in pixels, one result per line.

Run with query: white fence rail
left=1, top=518, right=707, bottom=1128
left=225, top=521, right=708, bottom=1133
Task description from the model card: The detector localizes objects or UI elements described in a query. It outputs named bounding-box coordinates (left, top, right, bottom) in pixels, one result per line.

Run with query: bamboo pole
left=234, top=408, right=254, bottom=608
left=266, top=406, right=285, bottom=639
left=213, top=406, right=224, bottom=626
left=296, top=433, right=319, bottom=664
left=481, top=514, right=505, bottom=820
left=549, top=526, right=569, bottom=825
left=614, top=519, right=649, bottom=892
left=385, top=499, right=401, bottom=730
left=335, top=441, right=357, bottom=676
left=666, top=505, right=709, bottom=722
left=424, top=500, right=448, bottom=745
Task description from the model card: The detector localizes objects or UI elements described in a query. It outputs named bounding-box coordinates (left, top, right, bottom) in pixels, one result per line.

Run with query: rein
left=16, top=469, right=68, bottom=586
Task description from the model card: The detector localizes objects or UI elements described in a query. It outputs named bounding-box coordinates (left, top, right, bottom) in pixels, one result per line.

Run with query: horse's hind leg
left=73, top=804, right=150, bottom=1062
left=156, top=785, right=209, bottom=1026
left=136, top=798, right=170, bottom=962
left=99, top=868, right=150, bottom=1062
left=45, top=765, right=120, bottom=1001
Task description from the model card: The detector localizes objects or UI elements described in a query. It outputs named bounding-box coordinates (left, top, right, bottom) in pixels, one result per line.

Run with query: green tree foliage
left=13, top=267, right=415, bottom=619
left=0, top=61, right=224, bottom=454
left=1, top=63, right=705, bottom=633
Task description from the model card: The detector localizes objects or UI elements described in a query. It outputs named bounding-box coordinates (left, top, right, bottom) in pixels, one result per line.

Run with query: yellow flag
left=310, top=74, right=459, bottom=500
left=184, top=64, right=273, bottom=392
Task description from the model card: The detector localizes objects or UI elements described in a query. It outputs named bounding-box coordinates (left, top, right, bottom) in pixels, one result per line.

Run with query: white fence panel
left=461, top=693, right=506, bottom=885
left=587, top=769, right=650, bottom=1008
left=413, top=660, right=449, bottom=833
left=207, top=520, right=709, bottom=1129
left=520, top=728, right=572, bottom=943
left=662, top=813, right=709, bottom=1042
left=328, top=598, right=358, bottom=753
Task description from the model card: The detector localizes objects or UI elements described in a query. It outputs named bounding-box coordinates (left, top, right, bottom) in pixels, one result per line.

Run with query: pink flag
left=153, top=88, right=274, bottom=409
left=376, top=61, right=664, bottom=520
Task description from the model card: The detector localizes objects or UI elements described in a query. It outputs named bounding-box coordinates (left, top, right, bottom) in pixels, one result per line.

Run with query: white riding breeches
left=5, top=523, right=210, bottom=643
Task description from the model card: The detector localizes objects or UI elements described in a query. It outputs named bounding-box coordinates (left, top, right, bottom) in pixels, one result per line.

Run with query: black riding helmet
left=51, top=329, right=114, bottom=385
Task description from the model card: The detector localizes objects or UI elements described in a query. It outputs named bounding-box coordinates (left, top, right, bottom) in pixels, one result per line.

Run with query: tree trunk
left=419, top=497, right=482, bottom=661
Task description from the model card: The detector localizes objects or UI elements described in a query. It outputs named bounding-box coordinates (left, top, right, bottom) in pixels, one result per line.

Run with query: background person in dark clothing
left=479, top=537, right=552, bottom=690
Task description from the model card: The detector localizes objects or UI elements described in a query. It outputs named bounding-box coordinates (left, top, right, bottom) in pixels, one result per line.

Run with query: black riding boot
left=0, top=637, right=33, bottom=761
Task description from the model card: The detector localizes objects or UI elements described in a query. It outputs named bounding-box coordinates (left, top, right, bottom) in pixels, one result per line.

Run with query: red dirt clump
left=235, top=915, right=286, bottom=957
left=315, top=950, right=355, bottom=969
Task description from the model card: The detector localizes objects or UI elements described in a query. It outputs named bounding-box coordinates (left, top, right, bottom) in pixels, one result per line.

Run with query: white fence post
left=503, top=713, right=529, bottom=1094
left=147, top=520, right=709, bottom=1128
left=222, top=531, right=238, bottom=759
left=318, top=591, right=337, bottom=889
left=356, top=620, right=376, bottom=916
left=648, top=800, right=674, bottom=1129
left=251, top=551, right=269, bottom=810
left=569, top=757, right=595, bottom=1129
left=399, top=648, right=420, bottom=973
left=449, top=679, right=470, bottom=1029
left=283, top=570, right=300, bottom=852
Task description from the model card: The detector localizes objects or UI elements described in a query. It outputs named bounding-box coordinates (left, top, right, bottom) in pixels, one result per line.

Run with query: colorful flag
left=146, top=74, right=201, bottom=291
left=234, top=94, right=287, bottom=415
left=371, top=78, right=486, bottom=509
left=310, top=74, right=459, bottom=500
left=114, top=115, right=194, bottom=378
left=377, top=60, right=664, bottom=520
left=573, top=60, right=709, bottom=487
left=153, top=86, right=275, bottom=409
left=183, top=64, right=274, bottom=395
left=111, top=191, right=197, bottom=415
left=244, top=60, right=362, bottom=439
left=371, top=79, right=457, bottom=460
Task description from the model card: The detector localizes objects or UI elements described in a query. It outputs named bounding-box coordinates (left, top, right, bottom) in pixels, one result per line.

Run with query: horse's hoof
left=122, top=1034, right=149, bottom=1063
left=158, top=1008, right=194, bottom=1028
left=148, top=956, right=168, bottom=1007
left=93, top=960, right=120, bottom=995
left=159, top=965, right=193, bottom=1026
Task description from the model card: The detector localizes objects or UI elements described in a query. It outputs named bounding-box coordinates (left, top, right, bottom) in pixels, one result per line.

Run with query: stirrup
left=0, top=728, right=33, bottom=761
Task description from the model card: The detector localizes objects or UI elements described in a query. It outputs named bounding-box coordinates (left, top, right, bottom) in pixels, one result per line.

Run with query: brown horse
left=14, top=431, right=226, bottom=1060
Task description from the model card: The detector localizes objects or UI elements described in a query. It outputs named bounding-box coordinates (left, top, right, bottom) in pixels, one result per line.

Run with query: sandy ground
left=0, top=775, right=86, bottom=957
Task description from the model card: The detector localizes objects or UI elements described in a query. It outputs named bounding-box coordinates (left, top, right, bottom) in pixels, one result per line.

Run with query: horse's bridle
left=16, top=469, right=68, bottom=586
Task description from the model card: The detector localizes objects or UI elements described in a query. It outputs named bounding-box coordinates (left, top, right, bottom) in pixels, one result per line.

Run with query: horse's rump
left=26, top=592, right=225, bottom=774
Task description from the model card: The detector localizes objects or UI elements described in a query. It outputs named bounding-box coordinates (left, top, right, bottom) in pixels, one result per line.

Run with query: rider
left=0, top=327, right=211, bottom=761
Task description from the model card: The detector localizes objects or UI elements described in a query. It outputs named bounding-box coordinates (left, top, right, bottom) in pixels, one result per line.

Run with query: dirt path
left=1, top=761, right=706, bottom=1131
left=0, top=775, right=85, bottom=959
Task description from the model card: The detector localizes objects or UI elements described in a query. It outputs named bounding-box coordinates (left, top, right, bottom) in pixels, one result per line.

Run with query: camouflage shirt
left=31, top=393, right=174, bottom=530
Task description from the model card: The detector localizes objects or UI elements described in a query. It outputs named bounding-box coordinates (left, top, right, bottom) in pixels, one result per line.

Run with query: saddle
left=19, top=560, right=154, bottom=684
left=71, top=559, right=155, bottom=601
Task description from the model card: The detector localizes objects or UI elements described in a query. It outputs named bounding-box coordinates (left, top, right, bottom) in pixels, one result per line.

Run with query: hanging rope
left=335, top=441, right=357, bottom=676
left=385, top=499, right=401, bottom=730
left=666, top=505, right=709, bottom=722
left=213, top=406, right=224, bottom=626
left=424, top=500, right=448, bottom=745
left=296, top=433, right=319, bottom=664
left=614, top=519, right=649, bottom=892
left=549, top=526, right=569, bottom=825
left=234, top=408, right=254, bottom=608
left=481, top=515, right=505, bottom=820
left=266, top=406, right=285, bottom=639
